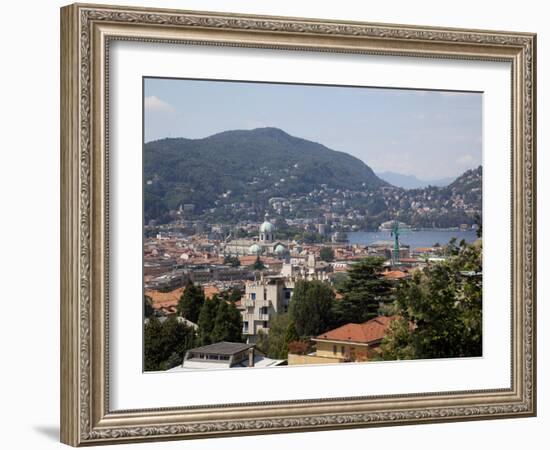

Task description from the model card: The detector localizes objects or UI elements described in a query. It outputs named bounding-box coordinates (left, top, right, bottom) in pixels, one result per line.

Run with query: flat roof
left=187, top=341, right=254, bottom=356
left=170, top=354, right=285, bottom=371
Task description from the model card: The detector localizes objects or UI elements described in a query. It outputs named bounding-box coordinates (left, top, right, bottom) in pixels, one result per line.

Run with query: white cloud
left=144, top=95, right=176, bottom=113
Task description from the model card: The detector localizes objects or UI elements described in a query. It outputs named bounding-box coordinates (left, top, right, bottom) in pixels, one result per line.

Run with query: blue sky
left=144, top=78, right=482, bottom=180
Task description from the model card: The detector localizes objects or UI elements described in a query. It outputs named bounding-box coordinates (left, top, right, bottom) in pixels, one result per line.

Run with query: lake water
left=347, top=229, right=478, bottom=249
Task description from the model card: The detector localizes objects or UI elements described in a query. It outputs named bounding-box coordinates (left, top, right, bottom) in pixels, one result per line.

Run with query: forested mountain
left=144, top=127, right=481, bottom=229
left=144, top=127, right=387, bottom=221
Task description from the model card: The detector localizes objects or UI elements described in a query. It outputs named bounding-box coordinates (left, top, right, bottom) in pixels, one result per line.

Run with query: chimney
left=248, top=347, right=255, bottom=367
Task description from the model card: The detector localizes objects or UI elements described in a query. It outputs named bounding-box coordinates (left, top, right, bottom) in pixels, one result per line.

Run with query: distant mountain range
left=144, top=127, right=481, bottom=229
left=377, top=171, right=456, bottom=189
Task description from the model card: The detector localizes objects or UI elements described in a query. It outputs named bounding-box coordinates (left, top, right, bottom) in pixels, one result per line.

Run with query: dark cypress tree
left=160, top=316, right=196, bottom=369
left=211, top=299, right=243, bottom=343
left=144, top=295, right=155, bottom=319
left=144, top=316, right=164, bottom=371
left=197, top=295, right=222, bottom=345
left=252, top=256, right=265, bottom=271
left=177, top=281, right=205, bottom=323
left=289, top=280, right=335, bottom=338
left=333, top=256, right=393, bottom=326
left=144, top=316, right=197, bottom=371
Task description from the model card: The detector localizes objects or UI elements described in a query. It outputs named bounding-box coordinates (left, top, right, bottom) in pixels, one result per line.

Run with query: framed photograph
left=60, top=3, right=536, bottom=446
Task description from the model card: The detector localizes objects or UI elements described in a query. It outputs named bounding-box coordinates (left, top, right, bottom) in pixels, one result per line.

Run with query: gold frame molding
left=60, top=3, right=536, bottom=446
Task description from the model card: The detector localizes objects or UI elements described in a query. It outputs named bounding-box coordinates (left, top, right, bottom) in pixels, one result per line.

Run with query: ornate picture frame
left=60, top=3, right=536, bottom=446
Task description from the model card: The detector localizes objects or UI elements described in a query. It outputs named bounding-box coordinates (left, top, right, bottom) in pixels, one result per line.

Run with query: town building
left=239, top=275, right=296, bottom=343
left=288, top=316, right=400, bottom=365
left=223, top=214, right=289, bottom=256
left=168, top=341, right=285, bottom=370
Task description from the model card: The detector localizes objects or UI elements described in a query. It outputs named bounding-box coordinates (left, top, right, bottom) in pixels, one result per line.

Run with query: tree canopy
left=197, top=295, right=222, bottom=346
left=380, top=239, right=482, bottom=360
left=210, top=297, right=243, bottom=343
left=251, top=256, right=265, bottom=271
left=289, top=280, right=335, bottom=338
left=319, top=246, right=335, bottom=262
left=144, top=295, right=155, bottom=319
left=177, top=281, right=205, bottom=323
left=144, top=316, right=197, bottom=371
left=333, top=256, right=393, bottom=326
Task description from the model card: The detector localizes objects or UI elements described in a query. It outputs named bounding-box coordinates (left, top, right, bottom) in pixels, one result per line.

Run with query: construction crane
left=390, top=219, right=409, bottom=266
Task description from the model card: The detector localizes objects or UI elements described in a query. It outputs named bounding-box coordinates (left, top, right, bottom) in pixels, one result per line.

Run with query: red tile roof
left=203, top=285, right=220, bottom=299
left=381, top=270, right=409, bottom=280
left=145, top=287, right=184, bottom=310
left=315, top=316, right=399, bottom=344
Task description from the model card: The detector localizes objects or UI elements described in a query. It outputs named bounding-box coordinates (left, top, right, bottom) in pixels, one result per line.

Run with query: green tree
left=266, top=314, right=292, bottom=359
left=319, top=246, right=335, bottom=262
left=197, top=295, right=222, bottom=345
left=160, top=316, right=197, bottom=369
left=144, top=316, right=197, bottom=371
left=284, top=317, right=299, bottom=345
left=211, top=297, right=243, bottom=343
left=144, top=295, right=155, bottom=319
left=177, top=281, right=205, bottom=323
left=381, top=240, right=482, bottom=360
left=331, top=272, right=349, bottom=292
left=333, top=256, right=393, bottom=326
left=219, top=286, right=243, bottom=303
left=251, top=256, right=265, bottom=271
left=254, top=314, right=300, bottom=359
left=144, top=316, right=164, bottom=371
left=377, top=317, right=415, bottom=360
left=229, top=287, right=243, bottom=302
left=255, top=329, right=269, bottom=356
left=289, top=280, right=335, bottom=338
left=223, top=255, right=241, bottom=267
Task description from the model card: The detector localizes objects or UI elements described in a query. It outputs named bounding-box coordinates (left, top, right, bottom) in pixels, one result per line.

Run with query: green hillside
left=144, top=127, right=387, bottom=222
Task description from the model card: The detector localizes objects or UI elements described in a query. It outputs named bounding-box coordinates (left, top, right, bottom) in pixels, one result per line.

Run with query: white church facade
left=223, top=214, right=289, bottom=257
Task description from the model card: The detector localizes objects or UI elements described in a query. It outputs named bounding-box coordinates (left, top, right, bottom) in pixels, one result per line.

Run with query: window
left=250, top=293, right=256, bottom=300
left=333, top=345, right=337, bottom=355
left=341, top=346, right=345, bottom=355
left=284, top=290, right=291, bottom=299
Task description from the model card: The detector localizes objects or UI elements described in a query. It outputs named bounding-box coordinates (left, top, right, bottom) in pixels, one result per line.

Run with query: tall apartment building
left=240, top=276, right=295, bottom=343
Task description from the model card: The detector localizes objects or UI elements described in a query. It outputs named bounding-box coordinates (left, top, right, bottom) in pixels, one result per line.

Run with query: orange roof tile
left=381, top=270, right=409, bottom=280
left=145, top=287, right=184, bottom=310
left=239, top=256, right=259, bottom=265
left=203, top=285, right=220, bottom=299
left=315, top=316, right=399, bottom=344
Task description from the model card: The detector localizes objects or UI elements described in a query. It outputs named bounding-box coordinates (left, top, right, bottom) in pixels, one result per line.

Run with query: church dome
left=249, top=244, right=262, bottom=255
left=259, top=220, right=275, bottom=234
left=274, top=244, right=286, bottom=255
